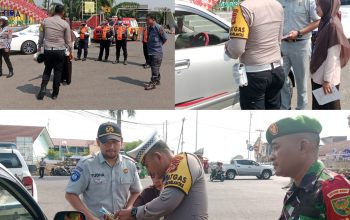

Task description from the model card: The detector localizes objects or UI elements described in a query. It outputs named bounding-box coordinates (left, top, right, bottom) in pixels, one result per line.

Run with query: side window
left=236, top=160, right=248, bottom=165
left=174, top=10, right=229, bottom=49
left=0, top=154, right=22, bottom=168
left=0, top=185, right=34, bottom=219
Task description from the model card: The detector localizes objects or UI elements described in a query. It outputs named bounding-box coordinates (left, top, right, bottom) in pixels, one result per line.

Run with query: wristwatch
left=131, top=207, right=138, bottom=219
left=297, top=30, right=303, bottom=38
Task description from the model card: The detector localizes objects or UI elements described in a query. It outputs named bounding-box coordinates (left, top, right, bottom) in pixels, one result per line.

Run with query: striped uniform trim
left=136, top=135, right=159, bottom=162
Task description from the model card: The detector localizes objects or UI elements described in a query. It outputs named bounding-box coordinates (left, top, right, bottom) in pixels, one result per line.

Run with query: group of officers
left=35, top=4, right=168, bottom=100
left=63, top=114, right=350, bottom=220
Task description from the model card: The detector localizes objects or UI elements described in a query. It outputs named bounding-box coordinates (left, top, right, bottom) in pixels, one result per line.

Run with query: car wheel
left=132, top=33, right=137, bottom=41
left=21, top=40, right=37, bottom=55
left=226, top=170, right=236, bottom=180
left=262, top=170, right=271, bottom=180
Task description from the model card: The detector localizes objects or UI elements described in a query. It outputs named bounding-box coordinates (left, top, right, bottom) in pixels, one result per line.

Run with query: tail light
left=22, top=176, right=34, bottom=197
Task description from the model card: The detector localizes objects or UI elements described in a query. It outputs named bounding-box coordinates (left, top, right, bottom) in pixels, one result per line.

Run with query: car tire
left=21, top=40, right=37, bottom=55
left=226, top=170, right=236, bottom=180
left=262, top=170, right=271, bottom=180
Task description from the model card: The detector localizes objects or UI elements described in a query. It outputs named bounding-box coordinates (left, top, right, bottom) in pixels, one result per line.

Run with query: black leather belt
left=282, top=39, right=306, bottom=42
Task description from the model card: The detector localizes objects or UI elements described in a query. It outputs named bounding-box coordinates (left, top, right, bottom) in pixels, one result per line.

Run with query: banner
left=84, top=1, right=95, bottom=14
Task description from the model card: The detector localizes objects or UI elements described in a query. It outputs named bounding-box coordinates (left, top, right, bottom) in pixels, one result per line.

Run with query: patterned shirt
left=0, top=26, right=12, bottom=49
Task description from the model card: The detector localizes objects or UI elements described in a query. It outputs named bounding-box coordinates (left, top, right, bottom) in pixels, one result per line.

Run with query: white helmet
left=0, top=16, right=8, bottom=21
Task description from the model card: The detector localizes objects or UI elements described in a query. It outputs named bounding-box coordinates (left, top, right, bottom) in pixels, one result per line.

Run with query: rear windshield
left=0, top=143, right=16, bottom=149
left=0, top=154, right=22, bottom=168
left=341, top=0, right=350, bottom=5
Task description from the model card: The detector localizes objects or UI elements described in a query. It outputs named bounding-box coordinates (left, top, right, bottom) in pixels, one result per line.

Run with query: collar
left=295, top=160, right=325, bottom=191
left=97, top=152, right=123, bottom=165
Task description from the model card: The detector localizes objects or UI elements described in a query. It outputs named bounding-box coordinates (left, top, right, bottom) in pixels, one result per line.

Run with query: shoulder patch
left=230, top=5, right=249, bottom=39
left=70, top=171, right=81, bottom=182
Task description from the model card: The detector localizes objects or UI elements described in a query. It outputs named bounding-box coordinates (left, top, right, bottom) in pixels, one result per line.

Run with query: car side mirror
left=28, top=165, right=37, bottom=173
left=54, top=211, right=86, bottom=220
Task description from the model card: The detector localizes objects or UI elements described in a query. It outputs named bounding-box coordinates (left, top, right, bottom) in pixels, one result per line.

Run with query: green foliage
left=47, top=149, right=59, bottom=160
left=124, top=140, right=142, bottom=152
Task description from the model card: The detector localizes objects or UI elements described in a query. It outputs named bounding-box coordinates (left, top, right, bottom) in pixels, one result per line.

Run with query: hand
left=69, top=52, right=73, bottom=61
left=116, top=209, right=133, bottom=220
left=103, top=214, right=117, bottom=220
left=87, top=215, right=100, bottom=220
left=288, top=30, right=298, bottom=40
left=323, top=81, right=333, bottom=94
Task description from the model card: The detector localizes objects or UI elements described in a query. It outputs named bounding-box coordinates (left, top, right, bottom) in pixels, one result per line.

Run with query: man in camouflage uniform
left=267, top=115, right=350, bottom=220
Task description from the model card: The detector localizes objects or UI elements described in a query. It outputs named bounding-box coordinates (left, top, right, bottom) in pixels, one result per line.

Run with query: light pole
left=69, top=0, right=73, bottom=29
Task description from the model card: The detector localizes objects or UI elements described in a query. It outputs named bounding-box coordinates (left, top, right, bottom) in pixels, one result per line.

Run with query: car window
left=174, top=10, right=228, bottom=49
left=341, top=0, right=350, bottom=5
left=236, top=160, right=251, bottom=165
left=0, top=185, right=34, bottom=219
left=0, top=154, right=22, bottom=169
left=0, top=143, right=16, bottom=149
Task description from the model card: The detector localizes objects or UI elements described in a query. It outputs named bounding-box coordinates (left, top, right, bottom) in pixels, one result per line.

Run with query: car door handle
left=175, top=59, right=190, bottom=71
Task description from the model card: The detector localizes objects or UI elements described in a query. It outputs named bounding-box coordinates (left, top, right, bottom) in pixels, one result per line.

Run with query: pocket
left=294, top=4, right=307, bottom=15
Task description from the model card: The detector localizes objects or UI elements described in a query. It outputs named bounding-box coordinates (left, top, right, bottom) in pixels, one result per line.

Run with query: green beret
left=266, top=115, right=322, bottom=144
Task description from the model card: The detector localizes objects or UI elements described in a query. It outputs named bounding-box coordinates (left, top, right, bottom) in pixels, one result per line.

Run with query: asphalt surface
left=35, top=175, right=290, bottom=220
left=0, top=36, right=174, bottom=109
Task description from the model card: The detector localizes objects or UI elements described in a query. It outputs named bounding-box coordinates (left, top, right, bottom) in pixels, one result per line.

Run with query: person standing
left=144, top=14, right=168, bottom=91
left=113, top=20, right=128, bottom=65
left=0, top=16, right=14, bottom=78
left=39, top=158, right=46, bottom=179
left=141, top=25, right=150, bottom=69
left=97, top=20, right=114, bottom=62
left=279, top=0, right=320, bottom=110
left=75, top=21, right=90, bottom=61
left=225, top=0, right=285, bottom=110
left=37, top=5, right=72, bottom=100
left=310, top=0, right=350, bottom=110
left=267, top=115, right=350, bottom=219
left=65, top=122, right=142, bottom=220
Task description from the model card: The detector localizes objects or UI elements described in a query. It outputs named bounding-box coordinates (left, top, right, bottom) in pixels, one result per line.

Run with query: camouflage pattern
left=279, top=160, right=333, bottom=220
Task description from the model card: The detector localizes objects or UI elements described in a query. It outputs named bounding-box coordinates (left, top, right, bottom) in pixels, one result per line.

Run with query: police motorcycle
left=210, top=162, right=225, bottom=182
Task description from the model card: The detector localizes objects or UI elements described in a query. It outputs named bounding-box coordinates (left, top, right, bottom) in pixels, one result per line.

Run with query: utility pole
left=195, top=111, right=198, bottom=151
left=177, top=118, right=185, bottom=154
left=165, top=120, right=168, bottom=144
left=69, top=0, right=73, bottom=29
left=248, top=112, right=252, bottom=159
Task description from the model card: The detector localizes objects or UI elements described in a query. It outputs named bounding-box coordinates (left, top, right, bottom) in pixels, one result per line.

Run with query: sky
left=0, top=110, right=349, bottom=162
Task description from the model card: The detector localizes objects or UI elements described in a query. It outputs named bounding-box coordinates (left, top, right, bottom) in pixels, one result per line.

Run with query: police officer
left=225, top=0, right=285, bottom=110
left=113, top=20, right=128, bottom=65
left=65, top=122, right=142, bottom=220
left=37, top=5, right=72, bottom=100
left=97, top=19, right=114, bottom=62
left=144, top=14, right=168, bottom=91
left=116, top=130, right=208, bottom=220
left=75, top=21, right=90, bottom=61
left=141, top=25, right=150, bottom=69
left=279, top=0, right=320, bottom=110
left=39, top=157, right=46, bottom=179
left=267, top=115, right=350, bottom=219
left=0, top=16, right=14, bottom=78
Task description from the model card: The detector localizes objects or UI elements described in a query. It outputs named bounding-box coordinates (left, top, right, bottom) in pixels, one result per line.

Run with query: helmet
left=33, top=52, right=45, bottom=63
left=0, top=16, right=8, bottom=21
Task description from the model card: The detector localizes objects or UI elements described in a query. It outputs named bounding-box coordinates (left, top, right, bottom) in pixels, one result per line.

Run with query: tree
left=107, top=110, right=136, bottom=129
left=124, top=140, right=142, bottom=152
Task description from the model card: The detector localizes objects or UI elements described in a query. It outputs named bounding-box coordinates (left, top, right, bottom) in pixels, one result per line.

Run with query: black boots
left=7, top=71, right=13, bottom=78
left=36, top=86, right=47, bottom=100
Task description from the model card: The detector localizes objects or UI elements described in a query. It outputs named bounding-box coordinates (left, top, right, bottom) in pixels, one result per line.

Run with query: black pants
left=143, top=42, right=149, bottom=65
left=98, top=40, right=111, bottom=60
left=39, top=167, right=45, bottom=178
left=115, top=39, right=127, bottom=61
left=77, top=38, right=88, bottom=59
left=239, top=66, right=285, bottom=110
left=312, top=80, right=341, bottom=110
left=0, top=49, right=13, bottom=73
left=41, top=50, right=65, bottom=95
left=149, top=54, right=163, bottom=82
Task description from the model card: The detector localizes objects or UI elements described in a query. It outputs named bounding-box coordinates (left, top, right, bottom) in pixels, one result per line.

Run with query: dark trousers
left=143, top=42, right=150, bottom=65
left=116, top=39, right=127, bottom=61
left=39, top=167, right=45, bottom=178
left=239, top=66, right=285, bottom=110
left=0, top=49, right=13, bottom=73
left=41, top=50, right=65, bottom=95
left=98, top=40, right=111, bottom=60
left=312, top=80, right=341, bottom=110
left=77, top=38, right=89, bottom=59
left=149, top=54, right=163, bottom=82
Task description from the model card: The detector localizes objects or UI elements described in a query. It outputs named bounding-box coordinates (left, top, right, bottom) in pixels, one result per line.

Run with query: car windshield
left=0, top=143, right=16, bottom=149
left=0, top=185, right=33, bottom=219
left=9, top=26, right=26, bottom=33
left=0, top=154, right=22, bottom=169
left=341, top=0, right=350, bottom=5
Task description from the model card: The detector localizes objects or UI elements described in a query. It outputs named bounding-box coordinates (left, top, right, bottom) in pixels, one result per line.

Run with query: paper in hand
left=312, top=86, right=340, bottom=105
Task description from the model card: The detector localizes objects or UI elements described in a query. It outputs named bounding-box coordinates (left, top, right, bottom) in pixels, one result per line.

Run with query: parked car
left=0, top=148, right=38, bottom=201
left=0, top=163, right=86, bottom=220
left=223, top=159, right=275, bottom=180
left=340, top=0, right=350, bottom=40
left=11, top=24, right=40, bottom=55
left=174, top=0, right=239, bottom=109
left=0, top=142, right=17, bottom=149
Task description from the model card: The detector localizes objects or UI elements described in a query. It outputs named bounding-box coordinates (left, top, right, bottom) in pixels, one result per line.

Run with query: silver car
left=175, top=0, right=239, bottom=109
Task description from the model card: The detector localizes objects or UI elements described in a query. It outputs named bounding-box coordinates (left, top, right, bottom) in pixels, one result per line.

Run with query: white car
left=0, top=148, right=38, bottom=202
left=175, top=0, right=239, bottom=109
left=11, top=24, right=40, bottom=55
left=340, top=0, right=350, bottom=40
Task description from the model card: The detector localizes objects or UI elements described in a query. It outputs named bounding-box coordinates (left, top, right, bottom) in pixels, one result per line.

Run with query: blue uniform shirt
left=147, top=23, right=168, bottom=56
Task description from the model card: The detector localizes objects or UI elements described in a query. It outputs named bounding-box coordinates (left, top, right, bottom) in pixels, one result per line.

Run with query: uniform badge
left=105, top=125, right=114, bottom=133
left=123, top=168, right=128, bottom=174
left=71, top=171, right=81, bottom=182
left=331, top=195, right=350, bottom=216
left=167, top=155, right=183, bottom=173
left=269, top=123, right=278, bottom=135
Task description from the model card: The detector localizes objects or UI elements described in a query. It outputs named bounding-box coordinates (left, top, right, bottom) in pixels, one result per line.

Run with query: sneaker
left=82, top=58, right=86, bottom=61
left=102, top=59, right=108, bottom=62
left=112, top=60, right=119, bottom=64
left=124, top=60, right=128, bottom=65
left=155, top=81, right=160, bottom=86
left=144, top=82, right=156, bottom=90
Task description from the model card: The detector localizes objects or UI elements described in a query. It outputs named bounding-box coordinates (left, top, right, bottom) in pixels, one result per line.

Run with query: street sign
left=247, top=144, right=254, bottom=151
left=84, top=2, right=95, bottom=14
left=343, top=149, right=350, bottom=158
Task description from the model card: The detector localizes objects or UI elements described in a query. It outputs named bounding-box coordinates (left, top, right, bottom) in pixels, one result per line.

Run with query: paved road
left=35, top=175, right=290, bottom=220
left=0, top=36, right=174, bottom=109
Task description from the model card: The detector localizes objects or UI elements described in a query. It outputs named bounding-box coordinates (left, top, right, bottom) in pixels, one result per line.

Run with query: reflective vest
left=79, top=26, right=88, bottom=40
left=101, top=26, right=110, bottom=40
left=115, top=26, right=126, bottom=41
left=143, top=27, right=148, bottom=43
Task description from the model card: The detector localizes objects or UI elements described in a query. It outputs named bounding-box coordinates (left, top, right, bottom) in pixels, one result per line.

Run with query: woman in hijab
left=0, top=16, right=14, bottom=78
left=310, top=0, right=350, bottom=110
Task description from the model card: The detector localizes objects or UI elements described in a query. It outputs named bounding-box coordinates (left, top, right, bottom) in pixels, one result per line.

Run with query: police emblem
left=331, top=195, right=350, bottom=216
left=123, top=168, right=128, bottom=174
left=71, top=171, right=81, bottom=182
left=106, top=126, right=114, bottom=133
left=167, top=155, right=183, bottom=173
left=269, top=123, right=278, bottom=135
